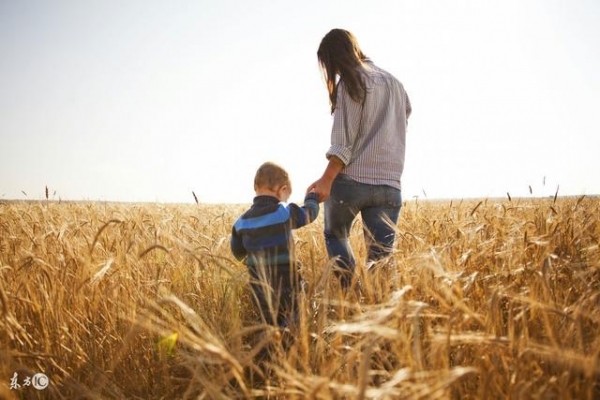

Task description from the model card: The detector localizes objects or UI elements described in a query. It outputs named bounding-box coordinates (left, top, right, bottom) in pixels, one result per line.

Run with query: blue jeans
left=324, top=174, right=402, bottom=288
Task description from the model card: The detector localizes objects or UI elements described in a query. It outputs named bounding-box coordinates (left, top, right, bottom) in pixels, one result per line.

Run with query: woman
left=307, top=29, right=412, bottom=288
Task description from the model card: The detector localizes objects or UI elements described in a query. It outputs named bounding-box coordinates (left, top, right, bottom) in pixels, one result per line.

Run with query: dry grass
left=0, top=196, right=598, bottom=399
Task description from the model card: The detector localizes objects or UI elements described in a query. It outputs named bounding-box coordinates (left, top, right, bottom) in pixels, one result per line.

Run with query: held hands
left=306, top=177, right=333, bottom=203
left=307, top=156, right=344, bottom=202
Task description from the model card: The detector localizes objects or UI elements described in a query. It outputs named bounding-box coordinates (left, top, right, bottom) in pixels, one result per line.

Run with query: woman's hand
left=306, top=156, right=345, bottom=202
left=306, top=178, right=333, bottom=203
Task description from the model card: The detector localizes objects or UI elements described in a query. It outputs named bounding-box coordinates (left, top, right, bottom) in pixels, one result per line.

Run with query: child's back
left=231, top=162, right=319, bottom=328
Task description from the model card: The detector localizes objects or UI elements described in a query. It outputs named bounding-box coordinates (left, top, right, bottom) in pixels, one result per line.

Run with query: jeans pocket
left=384, top=187, right=402, bottom=208
left=330, top=176, right=355, bottom=205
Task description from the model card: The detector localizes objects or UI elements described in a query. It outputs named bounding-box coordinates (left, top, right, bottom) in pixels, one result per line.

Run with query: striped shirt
left=231, top=193, right=319, bottom=268
left=326, top=60, right=411, bottom=190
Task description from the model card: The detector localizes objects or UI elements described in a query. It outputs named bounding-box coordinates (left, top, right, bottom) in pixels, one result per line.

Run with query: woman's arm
left=306, top=156, right=345, bottom=202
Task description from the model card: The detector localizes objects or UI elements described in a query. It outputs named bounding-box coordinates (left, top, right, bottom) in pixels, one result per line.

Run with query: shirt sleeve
left=405, top=91, right=412, bottom=120
left=326, top=81, right=363, bottom=165
left=288, top=192, right=320, bottom=229
left=230, top=225, right=247, bottom=261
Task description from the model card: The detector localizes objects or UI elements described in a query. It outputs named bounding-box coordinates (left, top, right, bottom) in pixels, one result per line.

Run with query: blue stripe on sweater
left=234, top=204, right=290, bottom=231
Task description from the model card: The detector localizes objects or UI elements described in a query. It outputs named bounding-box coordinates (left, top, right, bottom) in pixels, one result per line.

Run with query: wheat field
left=0, top=196, right=598, bottom=399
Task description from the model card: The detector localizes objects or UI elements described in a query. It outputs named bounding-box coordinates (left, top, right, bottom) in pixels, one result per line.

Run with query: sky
left=1, top=0, right=599, bottom=204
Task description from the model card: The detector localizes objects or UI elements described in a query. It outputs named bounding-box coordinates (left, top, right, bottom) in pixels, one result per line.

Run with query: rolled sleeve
left=326, top=81, right=362, bottom=166
left=326, top=144, right=352, bottom=165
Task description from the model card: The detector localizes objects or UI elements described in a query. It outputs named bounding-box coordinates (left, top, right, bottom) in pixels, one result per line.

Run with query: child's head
left=254, top=162, right=292, bottom=202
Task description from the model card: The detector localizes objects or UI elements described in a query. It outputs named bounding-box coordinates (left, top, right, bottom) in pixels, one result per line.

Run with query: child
left=231, top=162, right=319, bottom=329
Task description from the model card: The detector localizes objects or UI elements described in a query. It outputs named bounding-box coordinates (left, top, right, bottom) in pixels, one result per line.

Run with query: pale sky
left=1, top=1, right=599, bottom=204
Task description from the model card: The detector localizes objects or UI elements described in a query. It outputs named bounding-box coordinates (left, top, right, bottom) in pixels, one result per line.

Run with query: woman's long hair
left=317, top=29, right=368, bottom=114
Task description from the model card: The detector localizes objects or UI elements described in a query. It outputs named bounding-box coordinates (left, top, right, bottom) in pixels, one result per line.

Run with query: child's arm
left=288, top=191, right=320, bottom=229
left=230, top=225, right=247, bottom=260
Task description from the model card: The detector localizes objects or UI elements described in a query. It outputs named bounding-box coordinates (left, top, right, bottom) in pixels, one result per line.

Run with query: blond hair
left=254, top=162, right=290, bottom=190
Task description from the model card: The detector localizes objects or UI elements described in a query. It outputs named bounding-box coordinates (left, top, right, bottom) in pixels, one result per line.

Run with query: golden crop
left=0, top=197, right=598, bottom=399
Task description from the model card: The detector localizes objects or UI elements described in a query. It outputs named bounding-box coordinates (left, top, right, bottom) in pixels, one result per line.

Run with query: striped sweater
left=231, top=193, right=319, bottom=268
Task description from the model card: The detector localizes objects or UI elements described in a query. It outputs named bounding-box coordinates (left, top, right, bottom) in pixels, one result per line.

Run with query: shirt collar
left=253, top=195, right=280, bottom=205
